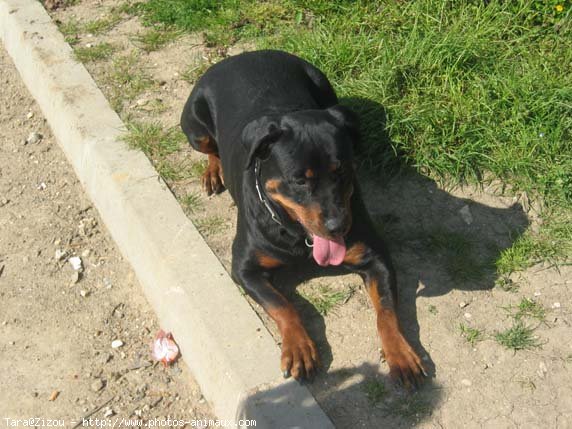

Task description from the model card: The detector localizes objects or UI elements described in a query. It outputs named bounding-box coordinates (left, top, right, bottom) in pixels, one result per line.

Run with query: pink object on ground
left=152, top=329, right=179, bottom=366
left=312, top=235, right=346, bottom=266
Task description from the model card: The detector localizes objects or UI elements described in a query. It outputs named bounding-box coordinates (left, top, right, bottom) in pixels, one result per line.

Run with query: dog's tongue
left=312, top=235, right=346, bottom=266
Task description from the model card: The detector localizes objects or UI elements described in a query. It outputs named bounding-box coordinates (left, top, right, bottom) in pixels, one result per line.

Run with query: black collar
left=253, top=159, right=314, bottom=248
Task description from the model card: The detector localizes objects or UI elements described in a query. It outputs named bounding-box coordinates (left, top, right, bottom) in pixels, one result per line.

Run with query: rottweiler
left=181, top=50, right=426, bottom=388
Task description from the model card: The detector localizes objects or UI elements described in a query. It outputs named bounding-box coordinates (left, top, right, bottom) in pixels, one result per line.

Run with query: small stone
left=91, top=379, right=104, bottom=392
left=0, top=198, right=9, bottom=207
left=85, top=43, right=93, bottom=48
left=81, top=249, right=91, bottom=258
left=55, top=249, right=66, bottom=261
left=461, top=379, right=472, bottom=387
left=537, top=362, right=548, bottom=378
left=552, top=302, right=561, bottom=309
left=70, top=271, right=81, bottom=285
left=9, top=341, right=15, bottom=345
left=26, top=111, right=34, bottom=119
left=69, top=256, right=82, bottom=271
left=79, top=290, right=89, bottom=298
left=458, top=205, right=473, bottom=225
left=103, top=408, right=114, bottom=417
left=48, top=390, right=59, bottom=401
left=111, top=339, right=124, bottom=349
left=534, top=291, right=541, bottom=297
left=464, top=312, right=472, bottom=320
left=459, top=301, right=469, bottom=308
left=25, top=132, right=42, bottom=145
left=37, top=182, right=47, bottom=190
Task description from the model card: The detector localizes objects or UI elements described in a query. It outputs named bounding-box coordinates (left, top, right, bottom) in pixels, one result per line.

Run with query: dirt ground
left=7, top=1, right=572, bottom=428
left=0, top=47, right=215, bottom=424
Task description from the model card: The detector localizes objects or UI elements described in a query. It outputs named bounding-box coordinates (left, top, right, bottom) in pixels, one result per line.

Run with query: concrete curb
left=0, top=0, right=334, bottom=426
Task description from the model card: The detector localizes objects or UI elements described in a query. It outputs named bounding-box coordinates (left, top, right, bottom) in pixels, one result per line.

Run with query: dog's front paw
left=383, top=334, right=427, bottom=390
left=281, top=326, right=320, bottom=381
left=202, top=156, right=225, bottom=196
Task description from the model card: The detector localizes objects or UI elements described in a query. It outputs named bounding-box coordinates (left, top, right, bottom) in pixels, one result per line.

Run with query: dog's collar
left=254, top=158, right=283, bottom=226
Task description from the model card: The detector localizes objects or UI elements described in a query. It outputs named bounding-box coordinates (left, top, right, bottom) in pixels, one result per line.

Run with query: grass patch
left=459, top=323, right=485, bottom=345
left=504, top=298, right=546, bottom=321
left=496, top=213, right=572, bottom=275
left=104, top=53, right=154, bottom=111
left=74, top=43, right=115, bottom=63
left=133, top=27, right=181, bottom=52
left=58, top=18, right=82, bottom=45
left=83, top=15, right=122, bottom=35
left=195, top=216, right=226, bottom=235
left=427, top=228, right=492, bottom=282
left=182, top=192, right=203, bottom=213
left=299, top=285, right=355, bottom=316
left=189, top=159, right=208, bottom=178
left=385, top=394, right=431, bottom=420
left=157, top=160, right=184, bottom=181
left=495, top=321, right=542, bottom=351
left=428, top=305, right=438, bottom=315
left=122, top=122, right=182, bottom=158
left=181, top=57, right=217, bottom=84
left=495, top=275, right=519, bottom=292
left=136, top=0, right=572, bottom=270
left=363, top=380, right=387, bottom=405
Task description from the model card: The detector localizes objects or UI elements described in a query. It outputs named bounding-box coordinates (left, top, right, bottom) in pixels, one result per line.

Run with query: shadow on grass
left=238, top=362, right=442, bottom=428
left=265, top=97, right=528, bottom=426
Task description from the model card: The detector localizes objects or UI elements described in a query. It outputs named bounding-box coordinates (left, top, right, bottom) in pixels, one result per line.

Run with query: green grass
left=196, top=216, right=226, bottom=235
left=495, top=321, right=542, bottom=351
left=299, top=285, right=355, bottom=316
left=104, top=53, right=154, bottom=111
left=189, top=159, right=208, bottom=178
left=136, top=0, right=572, bottom=272
left=122, top=121, right=182, bottom=158
left=133, top=27, right=181, bottom=52
left=58, top=18, right=82, bottom=45
left=459, top=323, right=485, bottom=345
left=428, top=305, right=438, bottom=315
left=427, top=228, right=493, bottom=282
left=74, top=43, right=115, bottom=63
left=182, top=192, right=203, bottom=213
left=363, top=380, right=387, bottom=405
left=83, top=15, right=122, bottom=35
left=504, top=297, right=546, bottom=321
left=496, top=214, right=572, bottom=274
left=385, top=394, right=431, bottom=420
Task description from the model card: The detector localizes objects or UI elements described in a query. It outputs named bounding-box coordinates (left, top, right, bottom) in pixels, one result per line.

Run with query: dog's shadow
left=269, top=97, right=529, bottom=424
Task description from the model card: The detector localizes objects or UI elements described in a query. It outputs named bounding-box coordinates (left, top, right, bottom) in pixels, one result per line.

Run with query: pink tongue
left=312, top=235, right=346, bottom=266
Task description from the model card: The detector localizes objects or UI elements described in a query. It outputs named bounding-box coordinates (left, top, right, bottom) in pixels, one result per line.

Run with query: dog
left=181, top=50, right=426, bottom=388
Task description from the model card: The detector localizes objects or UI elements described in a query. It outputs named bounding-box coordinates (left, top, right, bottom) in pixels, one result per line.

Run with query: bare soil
left=20, top=1, right=572, bottom=427
left=0, top=46, right=214, bottom=423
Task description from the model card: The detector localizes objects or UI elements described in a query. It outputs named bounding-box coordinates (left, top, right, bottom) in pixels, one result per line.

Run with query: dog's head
left=242, top=105, right=358, bottom=266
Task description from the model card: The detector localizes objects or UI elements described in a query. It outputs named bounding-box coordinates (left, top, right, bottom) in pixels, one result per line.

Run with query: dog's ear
left=328, top=104, right=359, bottom=133
left=327, top=105, right=361, bottom=151
left=242, top=116, right=283, bottom=169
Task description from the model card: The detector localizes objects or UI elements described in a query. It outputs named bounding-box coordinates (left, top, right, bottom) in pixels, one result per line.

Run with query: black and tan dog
left=181, top=50, right=426, bottom=388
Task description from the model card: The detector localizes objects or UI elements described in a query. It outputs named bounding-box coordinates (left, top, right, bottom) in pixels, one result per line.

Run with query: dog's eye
left=294, top=177, right=307, bottom=186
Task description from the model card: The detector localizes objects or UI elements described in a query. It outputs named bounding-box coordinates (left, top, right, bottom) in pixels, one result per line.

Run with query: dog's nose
left=325, top=217, right=345, bottom=236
